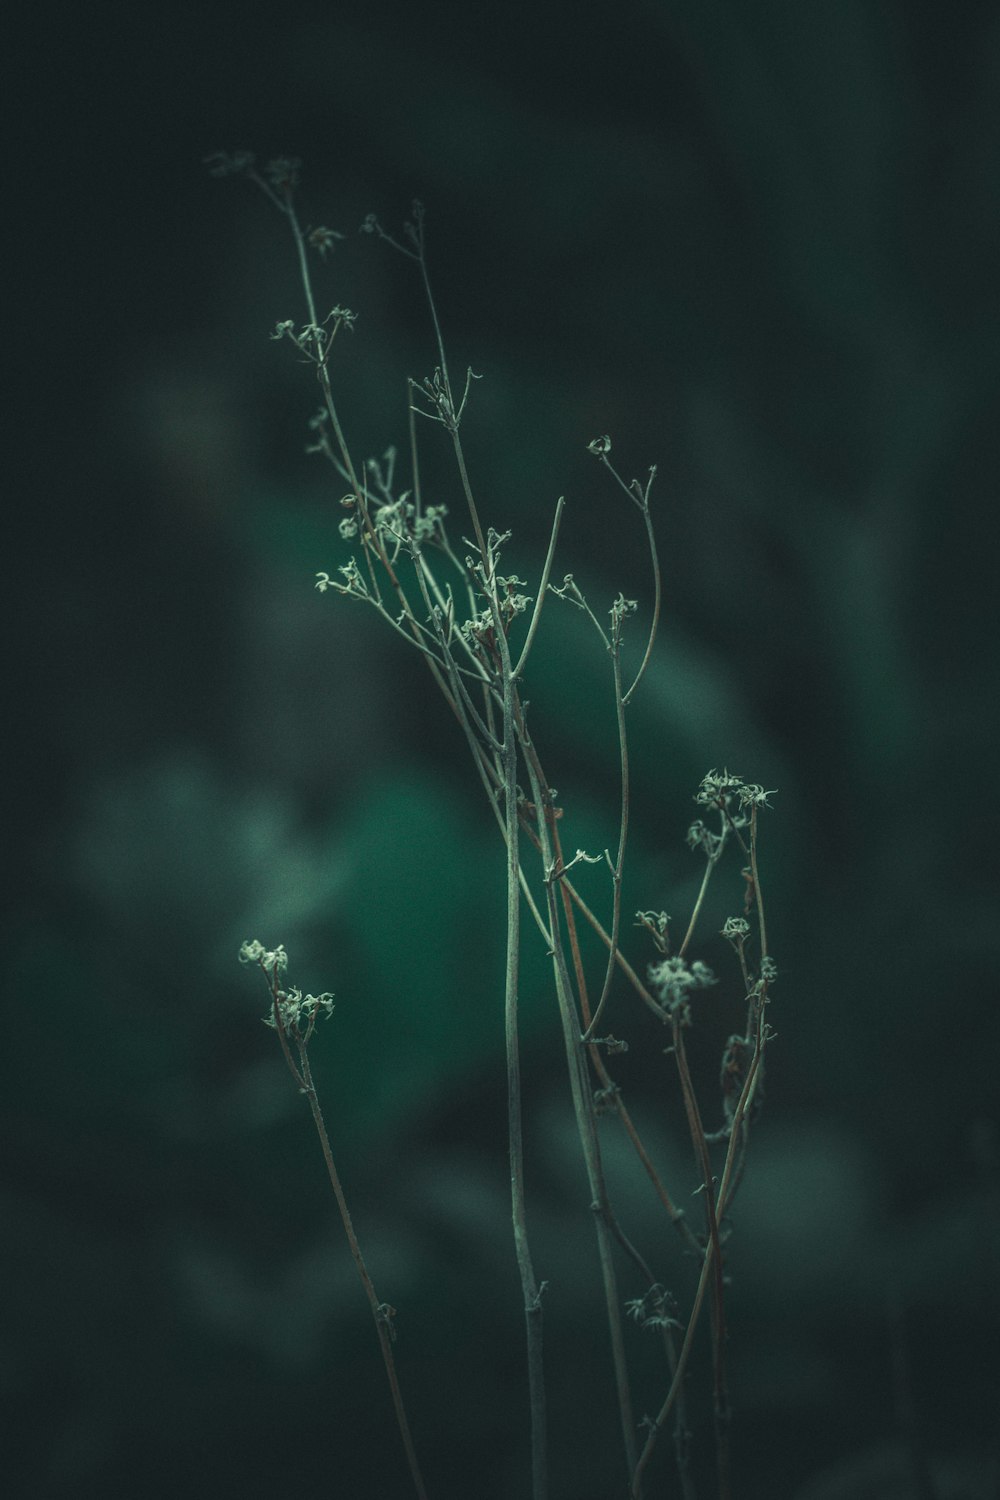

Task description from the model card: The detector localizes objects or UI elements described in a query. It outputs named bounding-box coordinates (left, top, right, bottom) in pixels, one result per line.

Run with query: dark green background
left=7, top=1, right=998, bottom=1496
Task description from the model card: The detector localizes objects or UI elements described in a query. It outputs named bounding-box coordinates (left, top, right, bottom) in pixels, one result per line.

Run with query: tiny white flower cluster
left=263, top=986, right=335, bottom=1033
left=648, top=955, right=718, bottom=1013
left=495, top=575, right=533, bottom=622
left=610, top=593, right=638, bottom=625
left=635, top=910, right=671, bottom=955
left=459, top=607, right=496, bottom=649
left=238, top=941, right=334, bottom=1034
left=695, top=769, right=777, bottom=811
left=372, top=496, right=448, bottom=551
left=685, top=819, right=723, bottom=857
left=238, top=939, right=288, bottom=973
left=315, top=559, right=370, bottom=599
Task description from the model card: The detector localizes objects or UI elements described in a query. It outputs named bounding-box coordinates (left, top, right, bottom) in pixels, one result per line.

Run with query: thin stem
left=551, top=818, right=701, bottom=1261
left=413, top=270, right=550, bottom=1497
left=296, top=1048, right=430, bottom=1500
left=553, top=838, right=697, bottom=1489
left=448, top=429, right=491, bottom=593
left=718, top=1022, right=772, bottom=1214
left=518, top=832, right=671, bottom=1026
left=257, top=958, right=429, bottom=1500
left=422, top=329, right=548, bottom=1491
left=749, top=804, right=768, bottom=959
left=587, top=455, right=661, bottom=703
left=677, top=832, right=727, bottom=960
left=520, top=740, right=638, bottom=1492
left=499, top=604, right=548, bottom=1500
left=512, top=497, right=565, bottom=680
left=671, top=1023, right=731, bottom=1500
left=631, top=1242, right=714, bottom=1497
left=287, top=201, right=320, bottom=329
left=582, top=630, right=629, bottom=1043
left=622, top=483, right=661, bottom=706
left=264, top=174, right=363, bottom=507
left=634, top=939, right=773, bottom=1496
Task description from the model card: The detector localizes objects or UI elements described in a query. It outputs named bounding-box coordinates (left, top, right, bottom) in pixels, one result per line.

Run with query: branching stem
left=220, top=162, right=781, bottom=1500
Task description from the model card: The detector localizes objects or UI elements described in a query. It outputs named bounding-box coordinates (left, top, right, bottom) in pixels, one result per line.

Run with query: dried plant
left=213, top=150, right=778, bottom=1500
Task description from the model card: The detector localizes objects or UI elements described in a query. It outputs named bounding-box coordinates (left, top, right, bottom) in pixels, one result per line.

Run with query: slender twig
left=520, top=740, right=638, bottom=1492
left=501, top=676, right=549, bottom=1500
left=585, top=450, right=661, bottom=704
left=677, top=832, right=726, bottom=961
left=581, top=614, right=629, bottom=1044
left=551, top=815, right=702, bottom=1255
left=632, top=982, right=772, bottom=1496
left=622, top=473, right=661, bottom=706
left=512, top=497, right=565, bottom=680
left=410, top=223, right=548, bottom=1494
left=671, top=1019, right=731, bottom=1500
left=749, top=804, right=768, bottom=960
left=250, top=952, right=429, bottom=1500
left=297, top=1050, right=430, bottom=1500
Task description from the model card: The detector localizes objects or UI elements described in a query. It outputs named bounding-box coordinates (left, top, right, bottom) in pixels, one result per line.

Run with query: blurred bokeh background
left=7, top=1, right=999, bottom=1496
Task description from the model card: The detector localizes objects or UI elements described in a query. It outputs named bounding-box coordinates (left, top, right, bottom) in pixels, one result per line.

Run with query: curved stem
left=258, top=953, right=430, bottom=1500
left=520, top=737, right=638, bottom=1492
left=622, top=497, right=661, bottom=705
left=513, top=497, right=565, bottom=680
left=582, top=634, right=629, bottom=1043
left=499, top=634, right=549, bottom=1500
left=298, top=1049, right=430, bottom=1500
